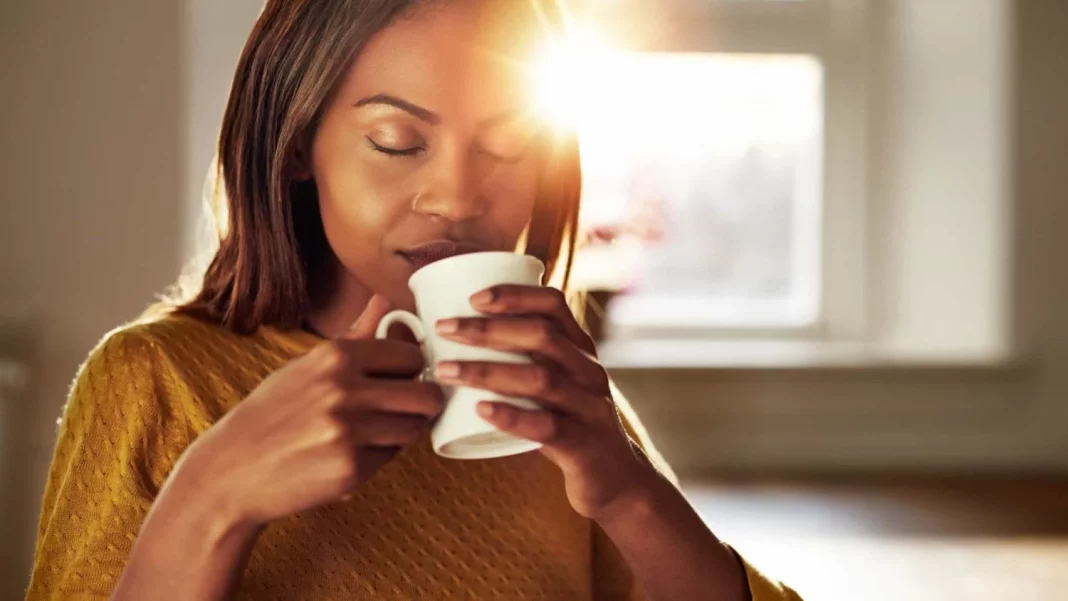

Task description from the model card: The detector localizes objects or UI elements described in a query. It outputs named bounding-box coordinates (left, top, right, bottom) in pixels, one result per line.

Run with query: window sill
left=596, top=338, right=1019, bottom=371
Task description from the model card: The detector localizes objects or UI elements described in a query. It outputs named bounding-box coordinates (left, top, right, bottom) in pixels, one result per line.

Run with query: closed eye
left=478, top=124, right=543, bottom=164
left=367, top=137, right=426, bottom=158
left=480, top=143, right=535, bottom=164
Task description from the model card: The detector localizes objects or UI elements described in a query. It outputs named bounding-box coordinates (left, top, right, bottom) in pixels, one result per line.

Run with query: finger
left=339, top=447, right=400, bottom=501
left=470, top=285, right=595, bottom=355
left=343, top=380, right=444, bottom=417
left=351, top=412, right=431, bottom=447
left=343, top=294, right=394, bottom=340
left=435, top=317, right=607, bottom=391
left=436, top=361, right=601, bottom=417
left=436, top=316, right=577, bottom=364
left=384, top=321, right=420, bottom=344
left=313, top=339, right=425, bottom=379
left=476, top=401, right=569, bottom=445
left=357, top=446, right=401, bottom=479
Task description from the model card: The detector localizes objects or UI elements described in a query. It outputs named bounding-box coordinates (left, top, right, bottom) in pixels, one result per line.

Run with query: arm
left=432, top=285, right=801, bottom=601
left=587, top=387, right=750, bottom=601
left=25, top=331, right=259, bottom=601
left=587, top=420, right=801, bottom=601
left=108, top=458, right=263, bottom=601
left=594, top=468, right=750, bottom=601
left=30, top=297, right=440, bottom=601
left=113, top=297, right=437, bottom=600
left=26, top=331, right=183, bottom=600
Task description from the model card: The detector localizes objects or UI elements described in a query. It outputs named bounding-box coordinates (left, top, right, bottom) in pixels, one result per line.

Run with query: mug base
left=436, top=431, right=542, bottom=460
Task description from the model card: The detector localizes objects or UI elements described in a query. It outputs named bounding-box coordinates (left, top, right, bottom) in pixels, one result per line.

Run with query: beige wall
left=0, top=1, right=183, bottom=596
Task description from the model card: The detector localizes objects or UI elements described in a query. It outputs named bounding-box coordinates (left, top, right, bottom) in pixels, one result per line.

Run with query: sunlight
left=529, top=26, right=616, bottom=131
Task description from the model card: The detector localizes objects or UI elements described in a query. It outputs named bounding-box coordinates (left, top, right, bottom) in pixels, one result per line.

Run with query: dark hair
left=175, top=0, right=582, bottom=334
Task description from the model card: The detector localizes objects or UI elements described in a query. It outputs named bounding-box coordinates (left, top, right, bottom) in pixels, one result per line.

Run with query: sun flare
left=529, top=26, right=616, bottom=131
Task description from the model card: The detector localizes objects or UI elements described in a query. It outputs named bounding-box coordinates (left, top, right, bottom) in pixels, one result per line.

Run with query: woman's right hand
left=176, top=295, right=442, bottom=529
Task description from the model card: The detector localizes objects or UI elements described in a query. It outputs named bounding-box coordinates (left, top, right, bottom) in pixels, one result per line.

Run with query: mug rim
left=408, top=251, right=545, bottom=292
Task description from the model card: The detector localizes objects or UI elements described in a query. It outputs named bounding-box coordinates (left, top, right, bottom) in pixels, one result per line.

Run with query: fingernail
left=471, top=289, right=495, bottom=306
left=435, top=362, right=461, bottom=380
left=477, top=402, right=497, bottom=418
left=436, top=319, right=459, bottom=334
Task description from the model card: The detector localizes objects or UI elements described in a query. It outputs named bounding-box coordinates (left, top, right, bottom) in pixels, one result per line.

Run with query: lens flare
left=529, top=27, right=615, bottom=131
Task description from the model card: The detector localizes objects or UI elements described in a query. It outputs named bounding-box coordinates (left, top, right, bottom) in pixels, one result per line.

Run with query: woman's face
left=308, top=0, right=546, bottom=310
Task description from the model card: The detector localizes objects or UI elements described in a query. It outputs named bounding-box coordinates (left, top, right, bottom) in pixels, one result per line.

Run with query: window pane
left=570, top=53, right=824, bottom=330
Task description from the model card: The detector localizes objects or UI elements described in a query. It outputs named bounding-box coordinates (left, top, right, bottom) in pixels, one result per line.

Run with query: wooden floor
left=683, top=477, right=1068, bottom=601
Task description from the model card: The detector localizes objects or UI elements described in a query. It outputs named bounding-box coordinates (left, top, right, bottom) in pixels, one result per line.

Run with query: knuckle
left=589, top=370, right=612, bottom=396
left=321, top=414, right=352, bottom=444
left=334, top=456, right=360, bottom=490
left=486, top=285, right=507, bottom=304
left=540, top=415, right=562, bottom=441
left=320, top=387, right=348, bottom=413
left=317, top=342, right=349, bottom=373
left=548, top=287, right=568, bottom=309
left=471, top=362, right=494, bottom=382
left=530, top=366, right=556, bottom=395
left=464, top=318, right=489, bottom=337
left=594, top=395, right=617, bottom=419
left=534, top=322, right=557, bottom=348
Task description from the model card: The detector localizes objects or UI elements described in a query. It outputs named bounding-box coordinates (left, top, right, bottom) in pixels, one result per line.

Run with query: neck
left=304, top=256, right=373, bottom=340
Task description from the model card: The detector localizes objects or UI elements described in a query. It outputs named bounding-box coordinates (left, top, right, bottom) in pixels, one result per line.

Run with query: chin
left=380, top=282, right=416, bottom=313
left=394, top=292, right=417, bottom=313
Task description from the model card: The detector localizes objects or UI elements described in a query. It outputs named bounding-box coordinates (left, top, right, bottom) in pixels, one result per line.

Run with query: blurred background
left=1, top=0, right=1066, bottom=599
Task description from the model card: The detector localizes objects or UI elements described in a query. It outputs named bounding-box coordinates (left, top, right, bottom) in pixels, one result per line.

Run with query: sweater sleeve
left=593, top=382, right=803, bottom=601
left=26, top=330, right=178, bottom=600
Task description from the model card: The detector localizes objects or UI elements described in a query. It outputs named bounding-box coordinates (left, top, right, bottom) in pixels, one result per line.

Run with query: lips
left=398, top=240, right=484, bottom=270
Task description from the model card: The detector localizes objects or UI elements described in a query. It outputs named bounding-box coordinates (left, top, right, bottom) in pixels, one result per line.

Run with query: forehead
left=341, top=0, right=546, bottom=117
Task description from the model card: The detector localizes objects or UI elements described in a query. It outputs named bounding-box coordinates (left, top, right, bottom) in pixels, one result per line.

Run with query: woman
left=27, top=1, right=800, bottom=600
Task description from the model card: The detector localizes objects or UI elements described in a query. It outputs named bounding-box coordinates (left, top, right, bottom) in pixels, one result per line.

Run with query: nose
left=411, top=144, right=487, bottom=222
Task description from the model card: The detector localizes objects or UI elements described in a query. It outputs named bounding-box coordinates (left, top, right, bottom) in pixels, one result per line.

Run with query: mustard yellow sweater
left=26, top=314, right=800, bottom=600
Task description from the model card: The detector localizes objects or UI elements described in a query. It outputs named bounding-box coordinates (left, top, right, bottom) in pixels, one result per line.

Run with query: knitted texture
left=26, top=314, right=797, bottom=600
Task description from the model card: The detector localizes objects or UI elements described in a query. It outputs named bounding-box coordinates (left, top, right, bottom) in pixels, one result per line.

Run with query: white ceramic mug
left=376, top=251, right=546, bottom=460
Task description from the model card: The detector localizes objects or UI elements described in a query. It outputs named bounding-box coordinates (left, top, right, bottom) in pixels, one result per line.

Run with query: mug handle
left=376, top=311, right=431, bottom=382
left=375, top=310, right=426, bottom=343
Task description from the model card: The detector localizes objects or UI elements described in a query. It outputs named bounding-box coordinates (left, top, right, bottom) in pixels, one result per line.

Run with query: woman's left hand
left=434, top=285, right=662, bottom=523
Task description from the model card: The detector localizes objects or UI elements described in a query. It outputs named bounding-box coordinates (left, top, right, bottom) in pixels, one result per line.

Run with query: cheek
left=312, top=133, right=413, bottom=273
left=483, top=161, right=540, bottom=236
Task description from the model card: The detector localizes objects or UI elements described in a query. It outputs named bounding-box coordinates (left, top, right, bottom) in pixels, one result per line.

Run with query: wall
left=1012, top=0, right=1068, bottom=464
left=0, top=0, right=184, bottom=596
left=183, top=0, right=265, bottom=258
left=870, top=0, right=1011, bottom=358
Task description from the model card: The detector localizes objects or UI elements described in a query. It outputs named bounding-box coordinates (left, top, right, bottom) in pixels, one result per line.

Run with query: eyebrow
left=479, top=109, right=536, bottom=130
left=354, top=94, right=441, bottom=125
left=354, top=94, right=537, bottom=130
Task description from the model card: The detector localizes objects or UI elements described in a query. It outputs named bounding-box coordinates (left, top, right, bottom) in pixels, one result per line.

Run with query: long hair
left=173, top=0, right=583, bottom=334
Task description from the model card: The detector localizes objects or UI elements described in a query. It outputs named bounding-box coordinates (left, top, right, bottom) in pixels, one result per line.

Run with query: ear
left=289, top=139, right=313, bottom=182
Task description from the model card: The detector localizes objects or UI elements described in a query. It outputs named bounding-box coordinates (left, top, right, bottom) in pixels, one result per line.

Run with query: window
left=573, top=53, right=823, bottom=330
left=559, top=0, right=871, bottom=340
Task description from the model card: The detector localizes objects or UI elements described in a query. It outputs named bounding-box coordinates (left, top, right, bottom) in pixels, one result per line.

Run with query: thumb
left=342, top=294, right=394, bottom=340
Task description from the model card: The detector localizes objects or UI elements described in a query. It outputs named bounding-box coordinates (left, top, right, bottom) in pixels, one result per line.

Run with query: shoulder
left=75, top=313, right=217, bottom=380
left=78, top=309, right=272, bottom=375
left=67, top=313, right=235, bottom=414
left=65, top=317, right=188, bottom=422
left=70, top=311, right=312, bottom=422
